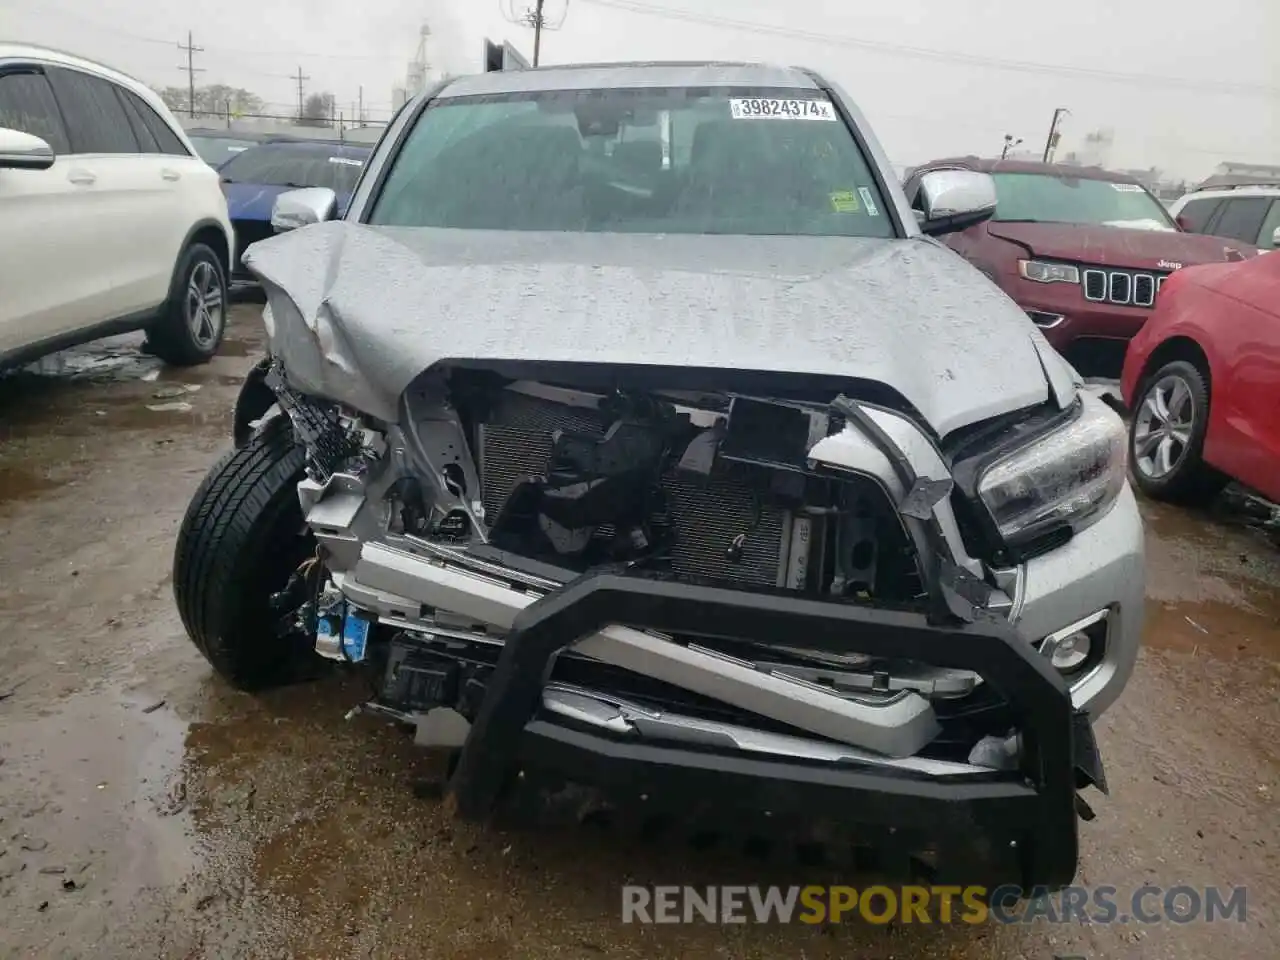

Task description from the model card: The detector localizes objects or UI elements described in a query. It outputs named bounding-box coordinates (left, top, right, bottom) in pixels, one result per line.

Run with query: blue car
left=218, top=140, right=371, bottom=282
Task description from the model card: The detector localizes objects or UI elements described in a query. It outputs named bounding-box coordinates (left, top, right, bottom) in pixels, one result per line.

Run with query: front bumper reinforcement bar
left=446, top=572, right=1081, bottom=888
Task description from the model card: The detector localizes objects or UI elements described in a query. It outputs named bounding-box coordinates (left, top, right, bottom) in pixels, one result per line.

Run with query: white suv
left=1169, top=183, right=1280, bottom=253
left=0, top=44, right=235, bottom=370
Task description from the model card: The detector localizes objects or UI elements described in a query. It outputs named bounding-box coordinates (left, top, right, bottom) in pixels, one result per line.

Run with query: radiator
left=475, top=391, right=790, bottom=587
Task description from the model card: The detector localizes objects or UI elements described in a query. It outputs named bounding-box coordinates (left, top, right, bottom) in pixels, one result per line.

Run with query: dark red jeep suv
left=903, top=158, right=1258, bottom=376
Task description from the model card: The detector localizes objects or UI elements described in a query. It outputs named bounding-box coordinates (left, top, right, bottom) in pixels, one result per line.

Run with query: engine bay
left=393, top=374, right=925, bottom=604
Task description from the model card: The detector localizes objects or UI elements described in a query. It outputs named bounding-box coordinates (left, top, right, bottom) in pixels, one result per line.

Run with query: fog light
left=1047, top=631, right=1091, bottom=671
left=1039, top=609, right=1109, bottom=676
left=1026, top=309, right=1066, bottom=329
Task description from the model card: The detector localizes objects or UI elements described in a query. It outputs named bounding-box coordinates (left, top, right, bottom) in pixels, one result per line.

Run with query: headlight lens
left=1018, top=259, right=1080, bottom=284
left=977, top=398, right=1126, bottom=546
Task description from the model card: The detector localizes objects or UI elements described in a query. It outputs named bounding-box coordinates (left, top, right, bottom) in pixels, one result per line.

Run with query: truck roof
left=439, top=61, right=825, bottom=98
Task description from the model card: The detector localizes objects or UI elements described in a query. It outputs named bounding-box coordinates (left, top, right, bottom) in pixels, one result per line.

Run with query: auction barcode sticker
left=729, top=98, right=838, bottom=121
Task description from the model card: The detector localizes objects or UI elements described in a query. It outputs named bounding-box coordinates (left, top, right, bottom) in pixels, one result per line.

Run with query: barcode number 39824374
left=729, top=98, right=838, bottom=121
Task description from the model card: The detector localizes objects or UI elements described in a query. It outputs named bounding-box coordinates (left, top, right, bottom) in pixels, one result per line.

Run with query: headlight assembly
left=1018, top=260, right=1080, bottom=284
left=977, top=397, right=1126, bottom=547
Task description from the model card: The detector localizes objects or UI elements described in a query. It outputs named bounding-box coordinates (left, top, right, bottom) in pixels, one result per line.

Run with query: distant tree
left=155, top=84, right=264, bottom=119
left=298, top=92, right=335, bottom=127
left=199, top=84, right=264, bottom=117
left=158, top=86, right=188, bottom=113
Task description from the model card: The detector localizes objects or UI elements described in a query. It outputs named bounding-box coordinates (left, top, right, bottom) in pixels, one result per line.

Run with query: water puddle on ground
left=0, top=463, right=69, bottom=506
left=1140, top=495, right=1280, bottom=663
left=1144, top=597, right=1280, bottom=660
left=0, top=683, right=197, bottom=930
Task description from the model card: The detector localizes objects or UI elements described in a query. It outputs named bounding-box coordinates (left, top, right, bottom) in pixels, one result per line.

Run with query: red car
left=1120, top=252, right=1280, bottom=503
left=903, top=158, right=1258, bottom=376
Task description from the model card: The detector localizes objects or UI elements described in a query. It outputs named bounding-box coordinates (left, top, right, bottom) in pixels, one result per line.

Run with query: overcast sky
left=3, top=0, right=1276, bottom=179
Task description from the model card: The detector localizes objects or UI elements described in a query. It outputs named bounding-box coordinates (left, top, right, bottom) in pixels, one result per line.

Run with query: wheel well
left=190, top=224, right=232, bottom=281
left=1141, top=336, right=1210, bottom=393
left=233, top=358, right=277, bottom=447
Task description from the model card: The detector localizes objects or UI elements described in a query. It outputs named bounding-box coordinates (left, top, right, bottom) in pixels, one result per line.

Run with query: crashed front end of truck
left=192, top=225, right=1142, bottom=891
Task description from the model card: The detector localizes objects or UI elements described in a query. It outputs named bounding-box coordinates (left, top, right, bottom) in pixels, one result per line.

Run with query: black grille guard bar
left=448, top=572, right=1080, bottom=887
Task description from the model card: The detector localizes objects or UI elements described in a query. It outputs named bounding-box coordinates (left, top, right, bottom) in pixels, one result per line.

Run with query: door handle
left=67, top=169, right=96, bottom=186
left=160, top=168, right=181, bottom=181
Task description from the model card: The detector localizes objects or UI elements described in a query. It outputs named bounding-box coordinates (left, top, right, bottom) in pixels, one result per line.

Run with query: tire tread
left=173, top=419, right=313, bottom=688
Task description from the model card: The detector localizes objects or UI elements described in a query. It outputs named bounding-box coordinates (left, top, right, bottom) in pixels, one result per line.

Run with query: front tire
left=173, top=418, right=318, bottom=690
left=1128, top=359, right=1225, bottom=504
left=148, top=242, right=227, bottom=366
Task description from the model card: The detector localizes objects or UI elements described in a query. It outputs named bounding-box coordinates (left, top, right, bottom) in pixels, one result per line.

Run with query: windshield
left=189, top=136, right=257, bottom=168
left=368, top=87, right=896, bottom=237
left=991, top=172, right=1176, bottom=230
left=219, top=143, right=368, bottom=194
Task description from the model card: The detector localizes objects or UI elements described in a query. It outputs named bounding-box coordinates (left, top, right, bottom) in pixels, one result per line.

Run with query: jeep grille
left=1082, top=268, right=1170, bottom=308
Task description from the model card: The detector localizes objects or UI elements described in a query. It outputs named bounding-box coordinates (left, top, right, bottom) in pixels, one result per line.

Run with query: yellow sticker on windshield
left=830, top=190, right=860, bottom=213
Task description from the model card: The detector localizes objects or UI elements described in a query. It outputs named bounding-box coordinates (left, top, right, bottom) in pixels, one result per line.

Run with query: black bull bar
left=446, top=573, right=1083, bottom=888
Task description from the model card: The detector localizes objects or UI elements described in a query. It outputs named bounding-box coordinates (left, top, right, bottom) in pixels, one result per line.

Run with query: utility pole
left=1041, top=107, right=1070, bottom=163
left=1001, top=134, right=1023, bottom=160
left=358, top=85, right=363, bottom=126
left=532, top=0, right=546, bottom=67
left=501, top=0, right=566, bottom=66
left=177, top=31, right=205, bottom=119
left=292, top=65, right=310, bottom=119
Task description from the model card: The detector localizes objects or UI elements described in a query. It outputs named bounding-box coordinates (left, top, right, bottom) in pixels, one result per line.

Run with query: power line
left=578, top=0, right=1280, bottom=99
left=21, top=3, right=399, bottom=64
left=176, top=31, right=205, bottom=119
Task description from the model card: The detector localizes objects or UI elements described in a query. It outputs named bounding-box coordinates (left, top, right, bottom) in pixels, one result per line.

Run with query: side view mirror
left=271, top=187, right=337, bottom=233
left=917, top=170, right=998, bottom=236
left=0, top=127, right=55, bottom=171
left=1272, top=226, right=1280, bottom=249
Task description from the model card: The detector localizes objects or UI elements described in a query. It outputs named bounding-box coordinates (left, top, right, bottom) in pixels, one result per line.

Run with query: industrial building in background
left=394, top=24, right=530, bottom=109
left=485, top=38, right=532, bottom=72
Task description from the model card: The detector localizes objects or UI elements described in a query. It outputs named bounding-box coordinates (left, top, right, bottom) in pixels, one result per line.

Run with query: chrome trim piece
left=1040, top=608, right=1111, bottom=656
left=1133, top=273, right=1156, bottom=307
left=1109, top=271, right=1132, bottom=305
left=349, top=541, right=942, bottom=757
left=389, top=534, right=562, bottom=591
left=1039, top=606, right=1112, bottom=694
left=1082, top=267, right=1165, bottom=308
left=1026, top=310, right=1066, bottom=329
left=761, top=661, right=981, bottom=697
left=541, top=683, right=988, bottom=777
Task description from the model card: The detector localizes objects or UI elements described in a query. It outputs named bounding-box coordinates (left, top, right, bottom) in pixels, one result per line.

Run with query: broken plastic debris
left=146, top=402, right=193, bottom=413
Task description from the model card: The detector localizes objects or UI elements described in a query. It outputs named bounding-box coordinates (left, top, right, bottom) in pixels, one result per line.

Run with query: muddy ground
left=0, top=305, right=1277, bottom=959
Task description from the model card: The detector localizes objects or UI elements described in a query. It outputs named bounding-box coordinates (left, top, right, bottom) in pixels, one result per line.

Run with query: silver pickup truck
left=175, top=61, right=1142, bottom=892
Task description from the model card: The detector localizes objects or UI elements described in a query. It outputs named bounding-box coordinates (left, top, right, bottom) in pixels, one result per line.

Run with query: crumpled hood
left=245, top=222, right=1070, bottom=435
left=985, top=221, right=1258, bottom=269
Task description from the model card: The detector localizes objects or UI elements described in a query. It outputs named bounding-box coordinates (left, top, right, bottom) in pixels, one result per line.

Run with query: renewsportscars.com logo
left=621, top=884, right=1248, bottom=925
